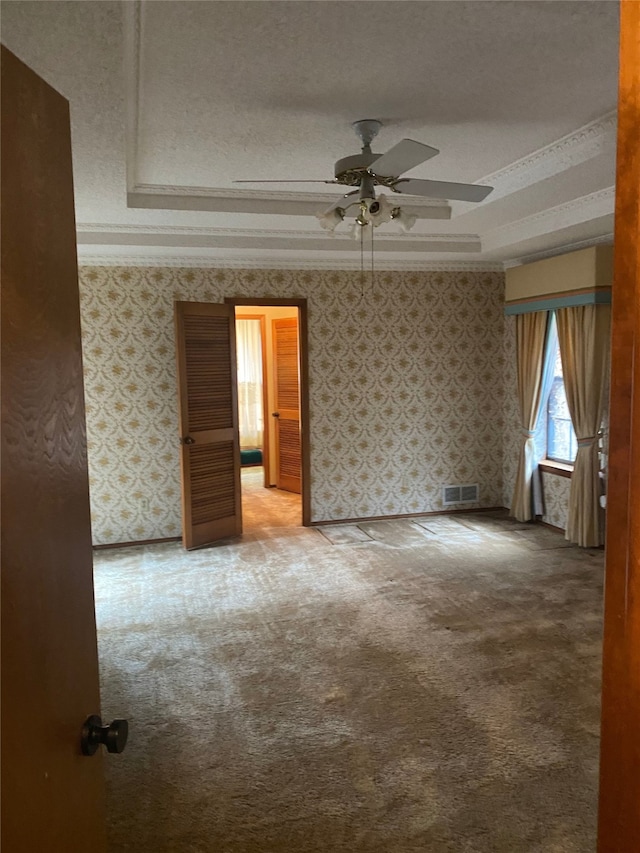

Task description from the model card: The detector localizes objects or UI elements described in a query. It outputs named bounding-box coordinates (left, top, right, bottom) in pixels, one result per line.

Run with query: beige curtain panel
left=556, top=304, right=611, bottom=547
left=511, top=311, right=548, bottom=521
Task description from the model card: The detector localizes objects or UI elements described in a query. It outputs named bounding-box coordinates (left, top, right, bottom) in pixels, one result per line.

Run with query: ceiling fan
left=233, top=119, right=494, bottom=218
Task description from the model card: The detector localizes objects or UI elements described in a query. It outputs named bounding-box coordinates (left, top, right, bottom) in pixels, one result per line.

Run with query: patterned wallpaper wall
left=79, top=266, right=506, bottom=545
left=540, top=472, right=571, bottom=530
left=502, top=314, right=570, bottom=531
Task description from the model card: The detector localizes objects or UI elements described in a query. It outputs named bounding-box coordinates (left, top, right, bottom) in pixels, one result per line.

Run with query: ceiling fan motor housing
left=334, top=152, right=381, bottom=185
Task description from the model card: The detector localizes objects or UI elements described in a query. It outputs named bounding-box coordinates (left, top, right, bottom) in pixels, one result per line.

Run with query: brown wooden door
left=175, top=301, right=242, bottom=549
left=1, top=47, right=107, bottom=852
left=272, top=317, right=302, bottom=494
left=597, top=1, right=640, bottom=849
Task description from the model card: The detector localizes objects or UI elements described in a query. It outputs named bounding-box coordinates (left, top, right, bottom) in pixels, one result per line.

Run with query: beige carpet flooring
left=241, top=467, right=301, bottom=531
left=94, top=507, right=604, bottom=853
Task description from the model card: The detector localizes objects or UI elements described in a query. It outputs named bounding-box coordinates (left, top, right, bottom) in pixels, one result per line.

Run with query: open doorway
left=174, top=298, right=310, bottom=548
left=231, top=300, right=309, bottom=531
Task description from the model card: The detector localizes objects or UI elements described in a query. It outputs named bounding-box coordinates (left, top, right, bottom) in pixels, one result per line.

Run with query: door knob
left=182, top=436, right=195, bottom=445
left=81, top=715, right=128, bottom=756
left=272, top=412, right=280, bottom=418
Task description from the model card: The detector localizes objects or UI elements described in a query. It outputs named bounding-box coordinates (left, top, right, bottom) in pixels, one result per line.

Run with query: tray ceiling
left=2, top=1, right=619, bottom=268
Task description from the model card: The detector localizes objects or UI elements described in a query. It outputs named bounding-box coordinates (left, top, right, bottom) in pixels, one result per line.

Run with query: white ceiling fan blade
left=368, top=139, right=439, bottom=178
left=324, top=190, right=358, bottom=213
left=232, top=179, right=337, bottom=184
left=394, top=178, right=493, bottom=202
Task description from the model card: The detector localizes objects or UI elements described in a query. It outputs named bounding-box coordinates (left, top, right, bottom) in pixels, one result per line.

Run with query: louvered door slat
left=190, top=442, right=236, bottom=526
left=184, top=315, right=234, bottom=433
left=273, top=317, right=301, bottom=494
left=277, top=419, right=301, bottom=478
left=175, top=302, right=242, bottom=548
left=276, top=327, right=300, bottom=410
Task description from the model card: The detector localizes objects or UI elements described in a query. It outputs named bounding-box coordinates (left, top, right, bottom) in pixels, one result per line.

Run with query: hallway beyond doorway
left=241, top=466, right=301, bottom=532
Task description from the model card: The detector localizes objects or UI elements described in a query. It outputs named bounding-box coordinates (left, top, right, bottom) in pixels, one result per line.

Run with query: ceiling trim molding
left=76, top=254, right=503, bottom=272
left=127, top=186, right=452, bottom=219
left=76, top=222, right=473, bottom=240
left=77, top=233, right=481, bottom=254
left=118, top=3, right=616, bottom=266
left=482, top=186, right=615, bottom=251
left=129, top=183, right=449, bottom=208
left=503, top=233, right=615, bottom=268
left=123, top=0, right=142, bottom=191
left=77, top=223, right=481, bottom=253
left=127, top=109, right=616, bottom=220
left=453, top=110, right=617, bottom=215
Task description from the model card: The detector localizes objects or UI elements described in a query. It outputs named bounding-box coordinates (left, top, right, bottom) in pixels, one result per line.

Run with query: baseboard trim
left=93, top=536, right=181, bottom=551
left=539, top=520, right=566, bottom=534
left=311, top=506, right=508, bottom=527
left=93, top=506, right=518, bottom=545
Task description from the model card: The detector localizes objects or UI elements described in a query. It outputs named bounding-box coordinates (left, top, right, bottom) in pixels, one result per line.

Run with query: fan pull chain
left=360, top=221, right=365, bottom=298
left=370, top=218, right=375, bottom=295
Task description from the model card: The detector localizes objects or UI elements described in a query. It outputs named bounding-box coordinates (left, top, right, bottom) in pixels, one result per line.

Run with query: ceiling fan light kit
left=235, top=119, right=493, bottom=272
left=316, top=207, right=345, bottom=232
left=234, top=119, right=493, bottom=240
left=316, top=193, right=416, bottom=237
left=392, top=207, right=418, bottom=233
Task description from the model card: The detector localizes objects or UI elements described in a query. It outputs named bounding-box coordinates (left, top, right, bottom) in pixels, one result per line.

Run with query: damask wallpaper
left=540, top=472, right=571, bottom=530
left=78, top=266, right=506, bottom=545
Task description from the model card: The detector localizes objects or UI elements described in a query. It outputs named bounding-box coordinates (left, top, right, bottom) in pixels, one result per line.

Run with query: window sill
left=539, top=460, right=573, bottom=479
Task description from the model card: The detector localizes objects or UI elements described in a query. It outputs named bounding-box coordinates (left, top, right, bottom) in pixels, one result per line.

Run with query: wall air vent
left=442, top=484, right=479, bottom=506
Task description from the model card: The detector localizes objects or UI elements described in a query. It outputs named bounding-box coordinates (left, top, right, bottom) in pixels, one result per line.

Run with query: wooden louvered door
left=273, top=317, right=302, bottom=494
left=175, top=302, right=242, bottom=549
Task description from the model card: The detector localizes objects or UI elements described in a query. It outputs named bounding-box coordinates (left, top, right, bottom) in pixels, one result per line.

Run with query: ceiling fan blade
left=368, top=139, right=439, bottom=178
left=393, top=178, right=493, bottom=202
left=324, top=190, right=358, bottom=213
left=232, top=179, right=337, bottom=184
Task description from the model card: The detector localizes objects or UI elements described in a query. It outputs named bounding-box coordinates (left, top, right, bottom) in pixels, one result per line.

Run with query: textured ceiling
left=2, top=1, right=619, bottom=268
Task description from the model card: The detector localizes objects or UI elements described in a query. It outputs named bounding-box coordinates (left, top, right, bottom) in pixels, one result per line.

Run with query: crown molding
left=77, top=222, right=474, bottom=240
left=452, top=111, right=617, bottom=215
left=482, top=186, right=615, bottom=252
left=76, top=223, right=481, bottom=253
left=489, top=112, right=616, bottom=195
left=76, top=254, right=503, bottom=272
left=503, top=233, right=615, bottom=268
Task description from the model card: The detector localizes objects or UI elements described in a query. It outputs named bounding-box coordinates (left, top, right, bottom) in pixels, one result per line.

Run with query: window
left=546, top=338, right=577, bottom=463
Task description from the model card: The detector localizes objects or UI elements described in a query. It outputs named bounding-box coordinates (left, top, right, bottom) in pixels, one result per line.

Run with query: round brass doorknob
left=81, top=715, right=128, bottom=756
left=183, top=436, right=195, bottom=445
left=272, top=412, right=280, bottom=418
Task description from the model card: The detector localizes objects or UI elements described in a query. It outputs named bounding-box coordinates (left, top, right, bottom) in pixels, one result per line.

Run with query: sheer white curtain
left=532, top=313, right=559, bottom=516
left=235, top=319, right=264, bottom=449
